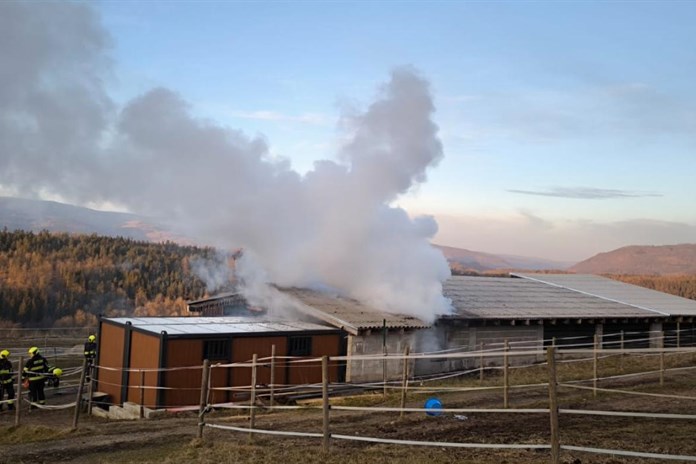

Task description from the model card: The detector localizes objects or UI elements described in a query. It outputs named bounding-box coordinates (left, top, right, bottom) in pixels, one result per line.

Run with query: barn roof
left=104, top=316, right=340, bottom=336
left=281, top=288, right=430, bottom=335
left=442, top=275, right=659, bottom=320
left=512, top=273, right=696, bottom=317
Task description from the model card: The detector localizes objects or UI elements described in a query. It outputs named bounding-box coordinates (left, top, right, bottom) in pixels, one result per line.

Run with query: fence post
left=87, top=364, right=95, bottom=416
left=322, top=355, right=330, bottom=451
left=547, top=347, right=560, bottom=464
left=593, top=334, right=599, bottom=399
left=399, top=345, right=410, bottom=418
left=660, top=350, right=665, bottom=387
left=15, top=356, right=24, bottom=427
left=620, top=330, right=625, bottom=371
left=197, top=359, right=210, bottom=439
left=72, top=357, right=88, bottom=430
left=503, top=339, right=509, bottom=409
left=139, top=370, right=145, bottom=418
left=249, top=353, right=258, bottom=440
left=382, top=319, right=388, bottom=399
left=676, top=321, right=681, bottom=348
left=479, top=342, right=484, bottom=384
left=270, top=344, right=276, bottom=408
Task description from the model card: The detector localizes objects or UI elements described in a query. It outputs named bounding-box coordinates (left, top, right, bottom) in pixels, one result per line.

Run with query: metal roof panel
left=512, top=273, right=696, bottom=317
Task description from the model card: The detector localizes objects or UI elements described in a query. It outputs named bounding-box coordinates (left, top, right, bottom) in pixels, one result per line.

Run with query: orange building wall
left=96, top=322, right=125, bottom=404
left=163, top=339, right=204, bottom=407
left=229, top=336, right=287, bottom=401
left=288, top=334, right=342, bottom=385
left=126, top=331, right=161, bottom=407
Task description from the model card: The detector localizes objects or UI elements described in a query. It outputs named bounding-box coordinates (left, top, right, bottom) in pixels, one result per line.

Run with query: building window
left=288, top=336, right=312, bottom=356
left=203, top=339, right=229, bottom=360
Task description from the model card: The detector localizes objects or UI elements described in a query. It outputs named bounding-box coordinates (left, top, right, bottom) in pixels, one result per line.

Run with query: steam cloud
left=0, top=2, right=452, bottom=322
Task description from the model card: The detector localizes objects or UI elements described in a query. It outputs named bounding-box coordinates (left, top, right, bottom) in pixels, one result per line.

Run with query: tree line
left=608, top=274, right=696, bottom=301
left=0, top=229, right=226, bottom=327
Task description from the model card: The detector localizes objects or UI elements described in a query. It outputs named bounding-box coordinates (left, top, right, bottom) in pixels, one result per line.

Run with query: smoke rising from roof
left=0, top=2, right=451, bottom=322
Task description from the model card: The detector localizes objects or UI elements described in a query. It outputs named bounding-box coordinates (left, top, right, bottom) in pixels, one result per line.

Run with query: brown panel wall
left=96, top=322, right=125, bottom=404
left=230, top=336, right=287, bottom=401
left=163, top=339, right=204, bottom=407
left=288, top=334, right=341, bottom=385
left=126, top=331, right=161, bottom=407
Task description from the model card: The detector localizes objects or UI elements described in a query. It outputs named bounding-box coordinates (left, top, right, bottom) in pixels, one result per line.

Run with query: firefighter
left=84, top=334, right=97, bottom=381
left=23, top=347, right=48, bottom=408
left=47, top=366, right=63, bottom=389
left=0, top=350, right=14, bottom=411
left=84, top=335, right=97, bottom=363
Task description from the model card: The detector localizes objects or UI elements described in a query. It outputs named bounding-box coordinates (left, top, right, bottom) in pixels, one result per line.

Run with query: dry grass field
left=2, top=350, right=696, bottom=464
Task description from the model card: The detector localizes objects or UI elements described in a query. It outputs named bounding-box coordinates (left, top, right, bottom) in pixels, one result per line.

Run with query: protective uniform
left=47, top=366, right=63, bottom=389
left=84, top=335, right=97, bottom=381
left=23, top=347, right=48, bottom=407
left=0, top=350, right=14, bottom=411
left=84, top=335, right=97, bottom=363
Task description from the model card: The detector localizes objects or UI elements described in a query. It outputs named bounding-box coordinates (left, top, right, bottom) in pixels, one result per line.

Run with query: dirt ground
left=2, top=361, right=696, bottom=464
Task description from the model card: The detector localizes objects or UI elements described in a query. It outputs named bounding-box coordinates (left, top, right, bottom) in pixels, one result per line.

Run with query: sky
left=4, top=1, right=696, bottom=264
left=93, top=0, right=696, bottom=263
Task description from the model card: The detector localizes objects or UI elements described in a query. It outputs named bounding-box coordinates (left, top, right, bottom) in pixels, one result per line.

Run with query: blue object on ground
left=424, top=397, right=443, bottom=416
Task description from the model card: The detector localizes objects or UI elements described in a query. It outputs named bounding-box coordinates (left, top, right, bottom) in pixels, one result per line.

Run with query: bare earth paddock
left=2, top=347, right=696, bottom=464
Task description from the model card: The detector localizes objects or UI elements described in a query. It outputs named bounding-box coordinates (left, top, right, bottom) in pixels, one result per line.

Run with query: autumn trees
left=0, top=229, right=217, bottom=327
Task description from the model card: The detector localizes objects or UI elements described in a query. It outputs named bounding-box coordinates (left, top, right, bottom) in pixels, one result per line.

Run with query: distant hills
left=0, top=196, right=175, bottom=242
left=570, top=244, right=696, bottom=275
left=433, top=244, right=573, bottom=272
left=3, top=196, right=696, bottom=275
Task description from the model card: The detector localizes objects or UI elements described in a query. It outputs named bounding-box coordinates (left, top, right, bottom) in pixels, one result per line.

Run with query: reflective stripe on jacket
left=24, top=355, right=48, bottom=381
left=0, top=359, right=13, bottom=384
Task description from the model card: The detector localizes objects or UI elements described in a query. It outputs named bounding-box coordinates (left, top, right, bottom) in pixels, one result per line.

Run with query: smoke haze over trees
left=0, top=1, right=451, bottom=322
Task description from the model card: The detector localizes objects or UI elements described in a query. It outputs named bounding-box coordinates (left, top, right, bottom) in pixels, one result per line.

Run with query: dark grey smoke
left=0, top=2, right=451, bottom=321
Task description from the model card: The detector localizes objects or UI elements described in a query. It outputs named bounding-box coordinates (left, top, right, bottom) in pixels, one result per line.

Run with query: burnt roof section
left=185, top=288, right=429, bottom=335
left=279, top=287, right=430, bottom=334
left=512, top=273, right=696, bottom=317
left=103, top=316, right=340, bottom=337
left=443, top=275, right=657, bottom=320
left=187, top=292, right=243, bottom=310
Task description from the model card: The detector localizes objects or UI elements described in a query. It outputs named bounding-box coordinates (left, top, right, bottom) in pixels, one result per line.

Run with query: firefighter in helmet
left=47, top=366, right=63, bottom=389
left=23, top=347, right=49, bottom=408
left=0, top=350, right=15, bottom=411
left=84, top=334, right=97, bottom=381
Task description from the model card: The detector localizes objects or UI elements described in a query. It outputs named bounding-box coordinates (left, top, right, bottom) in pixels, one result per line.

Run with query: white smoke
left=189, top=252, right=235, bottom=294
left=0, top=2, right=452, bottom=322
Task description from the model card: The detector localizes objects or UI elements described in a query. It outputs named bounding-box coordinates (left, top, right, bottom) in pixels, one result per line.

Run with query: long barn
left=96, top=273, right=696, bottom=408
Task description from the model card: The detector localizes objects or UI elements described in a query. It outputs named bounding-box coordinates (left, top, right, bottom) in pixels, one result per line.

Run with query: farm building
left=186, top=273, right=696, bottom=382
left=418, top=273, right=696, bottom=376
left=187, top=288, right=429, bottom=383
left=95, top=316, right=344, bottom=408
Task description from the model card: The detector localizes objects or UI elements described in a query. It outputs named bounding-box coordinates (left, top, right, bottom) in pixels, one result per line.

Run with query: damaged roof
left=281, top=287, right=430, bottom=335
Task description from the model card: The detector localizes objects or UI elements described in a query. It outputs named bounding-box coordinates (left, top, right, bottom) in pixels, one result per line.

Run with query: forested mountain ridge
left=570, top=244, right=696, bottom=275
left=0, top=229, right=222, bottom=327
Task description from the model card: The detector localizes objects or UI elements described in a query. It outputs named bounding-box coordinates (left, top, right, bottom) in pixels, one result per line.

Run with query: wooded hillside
left=0, top=229, right=221, bottom=327
left=608, top=274, right=696, bottom=301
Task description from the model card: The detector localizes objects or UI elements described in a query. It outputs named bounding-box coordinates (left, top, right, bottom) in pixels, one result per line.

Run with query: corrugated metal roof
left=442, top=276, right=655, bottom=320
left=512, top=273, right=696, bottom=317
left=281, top=288, right=430, bottom=334
left=104, top=316, right=339, bottom=336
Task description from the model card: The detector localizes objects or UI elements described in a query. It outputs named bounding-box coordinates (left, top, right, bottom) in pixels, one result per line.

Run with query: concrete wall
left=413, top=324, right=544, bottom=377
left=345, top=324, right=544, bottom=382
left=345, top=329, right=418, bottom=383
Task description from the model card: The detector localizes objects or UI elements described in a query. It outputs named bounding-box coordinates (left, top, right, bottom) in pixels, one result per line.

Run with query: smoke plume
left=0, top=2, right=451, bottom=322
